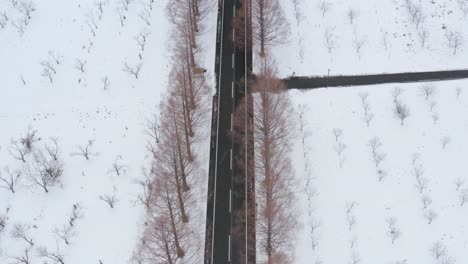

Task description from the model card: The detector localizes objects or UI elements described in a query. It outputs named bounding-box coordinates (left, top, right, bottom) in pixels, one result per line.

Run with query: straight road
left=205, top=0, right=254, bottom=263
left=284, top=69, right=468, bottom=89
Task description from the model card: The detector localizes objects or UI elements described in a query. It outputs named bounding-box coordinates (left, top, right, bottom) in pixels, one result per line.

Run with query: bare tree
left=386, top=216, right=401, bottom=244
left=101, top=76, right=110, bottom=90
left=40, top=60, right=57, bottom=75
left=332, top=128, right=343, bottom=142
left=318, top=0, right=331, bottom=17
left=394, top=102, right=410, bottom=125
left=431, top=241, right=447, bottom=260
left=368, top=137, right=382, bottom=155
left=99, top=193, right=118, bottom=208
left=72, top=140, right=98, bottom=160
left=455, top=178, right=466, bottom=191
left=373, top=152, right=386, bottom=168
left=460, top=188, right=468, bottom=206
left=353, top=33, right=366, bottom=57
left=377, top=169, right=387, bottom=182
left=10, top=248, right=31, bottom=264
left=48, top=50, right=63, bottom=65
left=53, top=224, right=76, bottom=245
left=446, top=31, right=463, bottom=55
left=123, top=62, right=143, bottom=79
left=74, top=59, right=86, bottom=73
left=145, top=113, right=160, bottom=158
left=424, top=209, right=438, bottom=224
left=441, top=136, right=450, bottom=150
left=432, top=113, right=439, bottom=124
left=37, top=246, right=65, bottom=264
left=0, top=11, right=8, bottom=29
left=381, top=30, right=390, bottom=51
left=413, top=165, right=424, bottom=179
left=416, top=177, right=428, bottom=193
left=417, top=28, right=429, bottom=47
left=109, top=156, right=127, bottom=176
left=456, top=87, right=462, bottom=99
left=347, top=8, right=358, bottom=24
left=347, top=214, right=356, bottom=231
left=96, top=0, right=105, bottom=19
left=115, top=7, right=126, bottom=27
left=350, top=252, right=361, bottom=264
left=11, top=19, right=25, bottom=34
left=422, top=195, right=432, bottom=209
left=345, top=201, right=357, bottom=215
left=68, top=203, right=83, bottom=227
left=420, top=84, right=436, bottom=100
left=20, top=126, right=38, bottom=151
left=428, top=101, right=436, bottom=112
left=364, top=112, right=374, bottom=127
left=251, top=67, right=297, bottom=263
left=11, top=223, right=34, bottom=246
left=8, top=140, right=29, bottom=162
left=135, top=166, right=154, bottom=209
left=250, top=0, right=290, bottom=57
left=18, top=0, right=35, bottom=25
left=45, top=137, right=60, bottom=161
left=26, top=149, right=64, bottom=193
left=42, top=68, right=54, bottom=83
left=138, top=6, right=151, bottom=26
left=0, top=213, right=6, bottom=233
left=324, top=26, right=337, bottom=54
left=120, top=0, right=132, bottom=11
left=0, top=167, right=21, bottom=193
left=392, top=87, right=402, bottom=103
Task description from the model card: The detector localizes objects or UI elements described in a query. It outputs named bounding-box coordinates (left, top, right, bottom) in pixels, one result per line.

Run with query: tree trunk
left=174, top=119, right=190, bottom=191
left=259, top=0, right=265, bottom=57
left=166, top=189, right=185, bottom=257
left=171, top=150, right=189, bottom=223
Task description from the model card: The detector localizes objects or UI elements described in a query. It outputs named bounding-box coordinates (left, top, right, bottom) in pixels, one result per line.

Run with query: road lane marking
left=229, top=189, right=232, bottom=213
left=228, top=235, right=231, bottom=262
left=232, top=53, right=234, bottom=68
left=231, top=113, right=233, bottom=130
left=230, top=149, right=233, bottom=170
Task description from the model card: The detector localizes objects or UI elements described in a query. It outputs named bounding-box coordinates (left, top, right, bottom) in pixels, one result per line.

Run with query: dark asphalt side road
left=284, top=70, right=468, bottom=89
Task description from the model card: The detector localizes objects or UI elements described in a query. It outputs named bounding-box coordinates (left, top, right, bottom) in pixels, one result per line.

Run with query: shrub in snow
left=11, top=223, right=34, bottom=246
left=424, top=209, right=438, bottom=224
left=37, top=246, right=65, bottom=264
left=0, top=214, right=6, bottom=233
left=394, top=102, right=410, bottom=126
left=72, top=140, right=98, bottom=160
left=0, top=167, right=21, bottom=193
left=25, top=147, right=64, bottom=193
left=99, top=193, right=118, bottom=208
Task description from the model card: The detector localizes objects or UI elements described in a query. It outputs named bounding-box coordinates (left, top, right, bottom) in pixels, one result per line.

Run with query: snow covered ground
left=291, top=80, right=468, bottom=264
left=0, top=0, right=215, bottom=263
left=276, top=0, right=468, bottom=78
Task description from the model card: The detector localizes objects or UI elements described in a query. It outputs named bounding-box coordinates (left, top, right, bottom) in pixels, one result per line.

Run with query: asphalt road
left=205, top=0, right=254, bottom=263
left=284, top=70, right=468, bottom=89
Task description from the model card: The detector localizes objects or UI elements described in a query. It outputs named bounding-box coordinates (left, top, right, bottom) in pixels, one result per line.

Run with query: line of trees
left=132, top=0, right=210, bottom=263
left=249, top=64, right=297, bottom=264
left=234, top=0, right=289, bottom=58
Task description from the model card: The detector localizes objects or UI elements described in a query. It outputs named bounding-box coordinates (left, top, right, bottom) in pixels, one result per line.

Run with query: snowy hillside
left=0, top=0, right=215, bottom=263
left=277, top=0, right=468, bottom=77
left=291, top=80, right=468, bottom=264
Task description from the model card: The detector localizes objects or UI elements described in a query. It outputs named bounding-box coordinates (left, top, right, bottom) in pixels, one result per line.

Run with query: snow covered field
left=277, top=0, right=468, bottom=78
left=0, top=0, right=215, bottom=263
left=291, top=80, right=468, bottom=264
